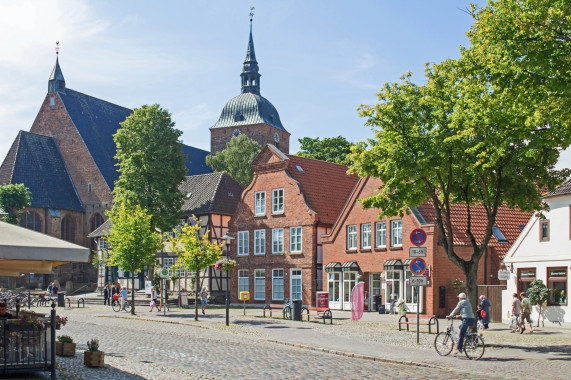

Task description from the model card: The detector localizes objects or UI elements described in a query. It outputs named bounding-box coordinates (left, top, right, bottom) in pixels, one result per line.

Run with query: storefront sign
left=144, top=280, right=152, bottom=294
left=316, top=291, right=329, bottom=308
left=409, top=276, right=427, bottom=286
left=409, top=247, right=427, bottom=257
left=498, top=269, right=510, bottom=280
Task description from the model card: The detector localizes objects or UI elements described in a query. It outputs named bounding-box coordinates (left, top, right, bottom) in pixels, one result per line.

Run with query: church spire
left=241, top=9, right=261, bottom=95
left=48, top=42, right=66, bottom=93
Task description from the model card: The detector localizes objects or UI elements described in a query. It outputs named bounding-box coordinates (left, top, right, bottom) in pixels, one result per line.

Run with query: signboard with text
left=409, top=276, right=427, bottom=286
left=316, top=291, right=329, bottom=308
left=409, top=247, right=427, bottom=257
left=498, top=269, right=510, bottom=280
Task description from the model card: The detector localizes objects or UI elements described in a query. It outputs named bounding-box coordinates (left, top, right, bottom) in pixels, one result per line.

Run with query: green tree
left=206, top=134, right=262, bottom=187
left=106, top=202, right=163, bottom=315
left=113, top=104, right=188, bottom=233
left=296, top=136, right=354, bottom=165
left=0, top=184, right=31, bottom=224
left=168, top=217, right=223, bottom=321
left=526, top=279, right=551, bottom=327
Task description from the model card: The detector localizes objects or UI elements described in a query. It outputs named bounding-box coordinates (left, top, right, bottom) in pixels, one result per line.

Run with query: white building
left=503, top=178, right=570, bottom=325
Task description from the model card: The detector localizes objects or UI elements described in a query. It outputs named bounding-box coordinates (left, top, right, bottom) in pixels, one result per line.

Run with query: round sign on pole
left=159, top=268, right=170, bottom=279
left=410, top=258, right=426, bottom=275
left=410, top=228, right=427, bottom=246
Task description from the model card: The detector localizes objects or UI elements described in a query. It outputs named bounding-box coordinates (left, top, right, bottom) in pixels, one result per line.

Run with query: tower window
left=88, top=183, right=92, bottom=193
left=49, top=97, right=55, bottom=106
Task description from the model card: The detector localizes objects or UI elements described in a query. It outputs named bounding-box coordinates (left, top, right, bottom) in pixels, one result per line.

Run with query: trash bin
left=57, top=293, right=65, bottom=307
left=292, top=300, right=303, bottom=321
left=373, top=295, right=382, bottom=313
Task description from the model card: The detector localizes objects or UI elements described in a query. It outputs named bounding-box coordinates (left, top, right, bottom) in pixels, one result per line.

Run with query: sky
left=0, top=0, right=569, bottom=170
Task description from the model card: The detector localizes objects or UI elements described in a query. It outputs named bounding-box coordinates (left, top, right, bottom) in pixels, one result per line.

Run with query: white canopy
left=0, top=221, right=89, bottom=276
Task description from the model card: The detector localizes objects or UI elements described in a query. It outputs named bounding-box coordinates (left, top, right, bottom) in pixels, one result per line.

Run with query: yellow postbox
left=239, top=291, right=250, bottom=301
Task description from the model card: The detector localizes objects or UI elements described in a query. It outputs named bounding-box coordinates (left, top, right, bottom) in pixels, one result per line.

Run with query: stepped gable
left=180, top=172, right=243, bottom=216
left=0, top=131, right=83, bottom=211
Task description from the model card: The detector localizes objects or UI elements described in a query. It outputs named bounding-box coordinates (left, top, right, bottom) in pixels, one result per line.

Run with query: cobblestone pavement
left=6, top=304, right=569, bottom=379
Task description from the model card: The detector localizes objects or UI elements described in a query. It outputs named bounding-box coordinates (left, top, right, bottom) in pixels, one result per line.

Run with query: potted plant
left=84, top=338, right=104, bottom=367
left=56, top=315, right=68, bottom=330
left=56, top=335, right=76, bottom=356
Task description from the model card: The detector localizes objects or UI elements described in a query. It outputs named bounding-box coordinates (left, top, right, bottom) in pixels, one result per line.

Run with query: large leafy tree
left=106, top=202, right=163, bottom=315
left=168, top=217, right=223, bottom=321
left=113, top=104, right=188, bottom=233
left=295, top=136, right=354, bottom=165
left=206, top=134, right=262, bottom=187
left=0, top=184, right=31, bottom=224
left=350, top=0, right=570, bottom=313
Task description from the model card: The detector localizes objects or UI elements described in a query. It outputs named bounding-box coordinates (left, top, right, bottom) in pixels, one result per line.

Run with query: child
left=476, top=304, right=486, bottom=330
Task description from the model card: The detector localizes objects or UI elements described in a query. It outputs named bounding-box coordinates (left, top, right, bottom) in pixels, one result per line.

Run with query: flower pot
left=56, top=342, right=76, bottom=356
left=84, top=351, right=104, bottom=367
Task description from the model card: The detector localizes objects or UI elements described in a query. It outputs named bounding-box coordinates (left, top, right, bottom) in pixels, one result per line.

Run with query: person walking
left=510, top=292, right=523, bottom=333
left=104, top=283, right=111, bottom=306
left=447, top=293, right=475, bottom=355
left=480, top=295, right=490, bottom=329
left=52, top=283, right=59, bottom=297
left=520, top=292, right=534, bottom=334
left=47, top=282, right=53, bottom=300
left=150, top=287, right=160, bottom=312
left=201, top=287, right=208, bottom=315
left=121, top=286, right=128, bottom=310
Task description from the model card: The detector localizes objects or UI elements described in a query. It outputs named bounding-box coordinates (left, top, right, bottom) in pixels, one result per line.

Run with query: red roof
left=416, top=201, right=532, bottom=259
left=286, top=155, right=358, bottom=225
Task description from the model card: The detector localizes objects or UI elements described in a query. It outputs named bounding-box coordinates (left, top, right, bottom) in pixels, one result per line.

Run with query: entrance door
left=404, top=270, right=422, bottom=313
left=370, top=273, right=382, bottom=311
left=290, top=269, right=302, bottom=301
left=343, top=272, right=357, bottom=310
left=385, top=270, right=401, bottom=312
left=328, top=272, right=341, bottom=309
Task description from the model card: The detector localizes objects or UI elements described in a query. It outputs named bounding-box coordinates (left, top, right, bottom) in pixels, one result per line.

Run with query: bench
left=263, top=303, right=291, bottom=320
left=398, top=313, right=439, bottom=334
left=65, top=297, right=85, bottom=308
left=301, top=307, right=333, bottom=324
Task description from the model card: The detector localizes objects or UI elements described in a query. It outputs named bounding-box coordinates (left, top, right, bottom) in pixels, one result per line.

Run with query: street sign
left=159, top=268, right=170, bottom=279
left=410, top=228, right=427, bottom=246
left=498, top=269, right=510, bottom=281
left=409, top=258, right=426, bottom=275
left=409, top=276, right=427, bottom=286
left=409, top=247, right=427, bottom=257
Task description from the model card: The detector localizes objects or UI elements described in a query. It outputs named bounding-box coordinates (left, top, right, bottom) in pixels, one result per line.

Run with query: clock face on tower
left=232, top=128, right=241, bottom=137
left=274, top=132, right=280, bottom=143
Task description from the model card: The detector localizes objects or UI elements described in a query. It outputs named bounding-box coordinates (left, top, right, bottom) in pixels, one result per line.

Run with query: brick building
left=228, top=145, right=358, bottom=305
left=321, top=176, right=532, bottom=318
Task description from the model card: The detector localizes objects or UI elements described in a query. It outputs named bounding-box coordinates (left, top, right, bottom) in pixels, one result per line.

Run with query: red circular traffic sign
left=409, top=258, right=426, bottom=275
left=410, top=228, right=426, bottom=246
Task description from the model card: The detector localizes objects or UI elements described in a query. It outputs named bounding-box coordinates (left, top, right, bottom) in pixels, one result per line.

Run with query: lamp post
left=222, top=232, right=235, bottom=326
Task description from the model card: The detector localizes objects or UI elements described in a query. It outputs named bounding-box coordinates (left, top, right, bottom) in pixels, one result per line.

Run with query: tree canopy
left=0, top=184, right=31, bottom=224
left=205, top=134, right=262, bottom=187
left=295, top=136, right=354, bottom=165
left=113, top=104, right=188, bottom=232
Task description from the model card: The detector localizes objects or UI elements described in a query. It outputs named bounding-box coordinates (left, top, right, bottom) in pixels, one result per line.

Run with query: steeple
left=48, top=42, right=65, bottom=93
left=241, top=14, right=261, bottom=95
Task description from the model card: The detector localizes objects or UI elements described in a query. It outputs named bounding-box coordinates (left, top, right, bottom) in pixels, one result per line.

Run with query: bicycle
left=434, top=317, right=485, bottom=360
left=112, top=299, right=132, bottom=313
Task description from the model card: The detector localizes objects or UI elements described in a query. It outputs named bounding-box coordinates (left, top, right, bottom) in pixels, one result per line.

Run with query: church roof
left=180, top=172, right=243, bottom=216
left=0, top=131, right=84, bottom=212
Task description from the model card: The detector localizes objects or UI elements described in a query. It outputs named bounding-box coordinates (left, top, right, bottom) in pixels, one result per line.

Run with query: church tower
left=210, top=18, right=290, bottom=154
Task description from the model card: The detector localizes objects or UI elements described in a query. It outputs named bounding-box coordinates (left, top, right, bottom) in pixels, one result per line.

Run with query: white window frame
left=272, top=188, right=284, bottom=214
left=272, top=228, right=284, bottom=254
left=254, top=229, right=266, bottom=255
left=391, top=220, right=402, bottom=247
left=375, top=221, right=386, bottom=248
left=272, top=269, right=284, bottom=300
left=290, top=269, right=303, bottom=301
left=254, top=269, right=266, bottom=300
left=347, top=225, right=357, bottom=250
left=238, top=270, right=249, bottom=295
left=238, top=231, right=249, bottom=256
left=361, top=223, right=371, bottom=249
left=254, top=191, right=266, bottom=216
left=290, top=226, right=302, bottom=253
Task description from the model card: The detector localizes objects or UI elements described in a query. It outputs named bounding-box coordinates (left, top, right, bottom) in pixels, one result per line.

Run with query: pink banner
left=352, top=282, right=364, bottom=321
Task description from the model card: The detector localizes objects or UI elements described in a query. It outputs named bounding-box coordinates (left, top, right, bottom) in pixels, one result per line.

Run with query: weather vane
left=250, top=7, right=255, bottom=22
left=55, top=41, right=60, bottom=56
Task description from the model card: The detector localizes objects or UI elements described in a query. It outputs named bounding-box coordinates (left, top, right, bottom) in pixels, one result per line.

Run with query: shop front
left=383, top=259, right=423, bottom=313
left=325, top=262, right=361, bottom=310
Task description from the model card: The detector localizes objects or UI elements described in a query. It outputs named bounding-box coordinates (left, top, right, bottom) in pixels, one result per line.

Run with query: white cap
left=457, top=293, right=467, bottom=299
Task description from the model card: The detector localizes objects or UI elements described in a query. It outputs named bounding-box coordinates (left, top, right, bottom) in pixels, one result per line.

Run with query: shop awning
left=325, top=262, right=342, bottom=272
left=341, top=261, right=360, bottom=272
left=384, top=259, right=404, bottom=270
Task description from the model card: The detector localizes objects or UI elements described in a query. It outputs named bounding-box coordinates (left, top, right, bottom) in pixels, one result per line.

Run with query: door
left=370, top=273, right=382, bottom=311
left=477, top=285, right=506, bottom=323
left=404, top=270, right=422, bottom=313
left=343, top=272, right=357, bottom=310
left=328, top=272, right=341, bottom=309
left=385, top=270, right=401, bottom=311
left=290, top=269, right=302, bottom=301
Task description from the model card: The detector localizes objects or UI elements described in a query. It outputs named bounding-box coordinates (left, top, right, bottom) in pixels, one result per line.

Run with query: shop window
left=385, top=270, right=401, bottom=304
left=547, top=267, right=567, bottom=306
left=237, top=231, right=249, bottom=256
left=238, top=270, right=249, bottom=294
left=361, top=223, right=371, bottom=249
left=254, top=269, right=266, bottom=300
left=254, top=191, right=266, bottom=215
left=254, top=229, right=266, bottom=255
left=347, top=225, right=357, bottom=250
left=328, top=272, right=341, bottom=302
left=272, top=269, right=284, bottom=300
left=540, top=220, right=550, bottom=241
left=517, top=268, right=536, bottom=295
left=343, top=272, right=357, bottom=303
left=404, top=270, right=419, bottom=304
left=272, top=228, right=284, bottom=254
left=375, top=222, right=386, bottom=248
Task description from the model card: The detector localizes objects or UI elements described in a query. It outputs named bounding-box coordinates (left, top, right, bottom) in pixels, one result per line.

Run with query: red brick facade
left=210, top=124, right=290, bottom=154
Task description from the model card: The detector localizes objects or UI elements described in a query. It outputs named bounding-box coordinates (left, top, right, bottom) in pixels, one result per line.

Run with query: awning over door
left=325, top=262, right=342, bottom=272
left=384, top=259, right=404, bottom=270
left=341, top=261, right=360, bottom=272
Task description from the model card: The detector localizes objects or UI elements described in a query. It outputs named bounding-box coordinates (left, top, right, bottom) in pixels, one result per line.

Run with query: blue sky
left=0, top=0, right=569, bottom=169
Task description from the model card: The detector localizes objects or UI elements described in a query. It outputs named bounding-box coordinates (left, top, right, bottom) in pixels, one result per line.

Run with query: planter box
left=84, top=351, right=104, bottom=367
left=56, top=342, right=76, bottom=356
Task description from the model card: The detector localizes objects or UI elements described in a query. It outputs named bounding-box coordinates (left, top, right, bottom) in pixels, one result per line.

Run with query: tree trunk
left=464, top=262, right=479, bottom=331
left=131, top=271, right=136, bottom=315
left=195, top=270, right=200, bottom=321
left=537, top=305, right=542, bottom=327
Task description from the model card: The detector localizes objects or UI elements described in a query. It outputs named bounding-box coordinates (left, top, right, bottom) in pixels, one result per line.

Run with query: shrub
left=57, top=335, right=73, bottom=343
left=86, top=338, right=100, bottom=352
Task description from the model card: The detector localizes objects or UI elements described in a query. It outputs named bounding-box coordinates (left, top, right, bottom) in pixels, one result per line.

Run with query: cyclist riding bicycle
left=447, top=292, right=475, bottom=354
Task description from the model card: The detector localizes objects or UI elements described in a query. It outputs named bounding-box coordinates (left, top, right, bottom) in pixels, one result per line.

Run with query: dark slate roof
left=0, top=131, right=84, bottom=211
left=210, top=92, right=287, bottom=132
left=87, top=218, right=112, bottom=238
left=543, top=177, right=571, bottom=199
left=181, top=144, right=213, bottom=176
left=180, top=172, right=243, bottom=216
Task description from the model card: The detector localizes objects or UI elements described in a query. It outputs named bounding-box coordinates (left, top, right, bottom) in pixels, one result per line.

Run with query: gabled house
left=228, top=145, right=358, bottom=305
left=503, top=177, right=570, bottom=324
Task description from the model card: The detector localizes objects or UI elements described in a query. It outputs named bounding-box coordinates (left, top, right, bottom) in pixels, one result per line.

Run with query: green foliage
left=57, top=335, right=73, bottom=343
left=113, top=104, right=188, bottom=233
left=0, top=184, right=31, bottom=224
left=527, top=279, right=550, bottom=307
left=206, top=134, right=262, bottom=187
left=86, top=338, right=100, bottom=352
left=296, top=136, right=354, bottom=165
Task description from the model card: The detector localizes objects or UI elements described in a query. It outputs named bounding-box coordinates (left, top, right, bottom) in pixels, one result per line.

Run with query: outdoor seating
left=300, top=307, right=333, bottom=324
left=263, top=303, right=291, bottom=319
left=398, top=313, right=439, bottom=334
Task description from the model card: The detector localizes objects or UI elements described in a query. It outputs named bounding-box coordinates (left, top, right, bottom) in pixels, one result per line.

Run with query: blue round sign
left=410, top=258, right=426, bottom=275
left=410, top=228, right=426, bottom=246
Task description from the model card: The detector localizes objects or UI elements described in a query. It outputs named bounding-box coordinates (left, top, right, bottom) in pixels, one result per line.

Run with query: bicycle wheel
left=434, top=332, right=454, bottom=356
left=124, top=301, right=132, bottom=313
left=112, top=300, right=121, bottom=312
left=463, top=334, right=485, bottom=360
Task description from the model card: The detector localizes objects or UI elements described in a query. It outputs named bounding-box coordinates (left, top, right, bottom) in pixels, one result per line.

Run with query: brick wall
left=210, top=124, right=290, bottom=154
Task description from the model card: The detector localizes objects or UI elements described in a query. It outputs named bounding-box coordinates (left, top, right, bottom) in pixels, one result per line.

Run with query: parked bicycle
left=112, top=299, right=132, bottom=313
left=434, top=317, right=485, bottom=360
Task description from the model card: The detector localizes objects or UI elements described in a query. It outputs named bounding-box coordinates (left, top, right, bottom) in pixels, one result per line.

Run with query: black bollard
left=51, top=300, right=56, bottom=380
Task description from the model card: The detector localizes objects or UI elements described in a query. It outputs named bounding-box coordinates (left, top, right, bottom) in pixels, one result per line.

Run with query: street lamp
left=221, top=231, right=235, bottom=326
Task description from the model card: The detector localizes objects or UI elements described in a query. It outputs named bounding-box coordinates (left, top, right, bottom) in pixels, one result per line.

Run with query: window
left=347, top=225, right=357, bottom=250
left=49, top=97, right=54, bottom=106
left=361, top=223, right=371, bottom=249
left=272, top=188, right=284, bottom=214
left=20, top=212, right=42, bottom=232
left=291, top=269, right=302, bottom=301
left=254, top=269, right=266, bottom=300
left=492, top=225, right=508, bottom=243
left=238, top=270, right=249, bottom=294
left=547, top=267, right=567, bottom=306
left=61, top=215, right=75, bottom=242
left=517, top=268, right=536, bottom=295
left=272, top=228, right=283, bottom=254
left=375, top=222, right=386, bottom=248
left=540, top=220, right=550, bottom=241
left=290, top=226, right=302, bottom=253
left=328, top=272, right=341, bottom=302
left=272, top=269, right=284, bottom=300
left=391, top=220, right=402, bottom=247
left=254, top=229, right=266, bottom=255
left=90, top=213, right=104, bottom=233
left=162, top=258, right=174, bottom=268
left=238, top=231, right=249, bottom=256
left=88, top=183, right=92, bottom=193
left=254, top=191, right=266, bottom=215
left=97, top=238, right=109, bottom=250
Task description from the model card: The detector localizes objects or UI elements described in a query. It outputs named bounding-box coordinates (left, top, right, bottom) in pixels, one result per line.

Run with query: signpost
left=498, top=269, right=510, bottom=281
left=159, top=269, right=169, bottom=317
left=409, top=229, right=427, bottom=344
left=410, top=229, right=427, bottom=246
